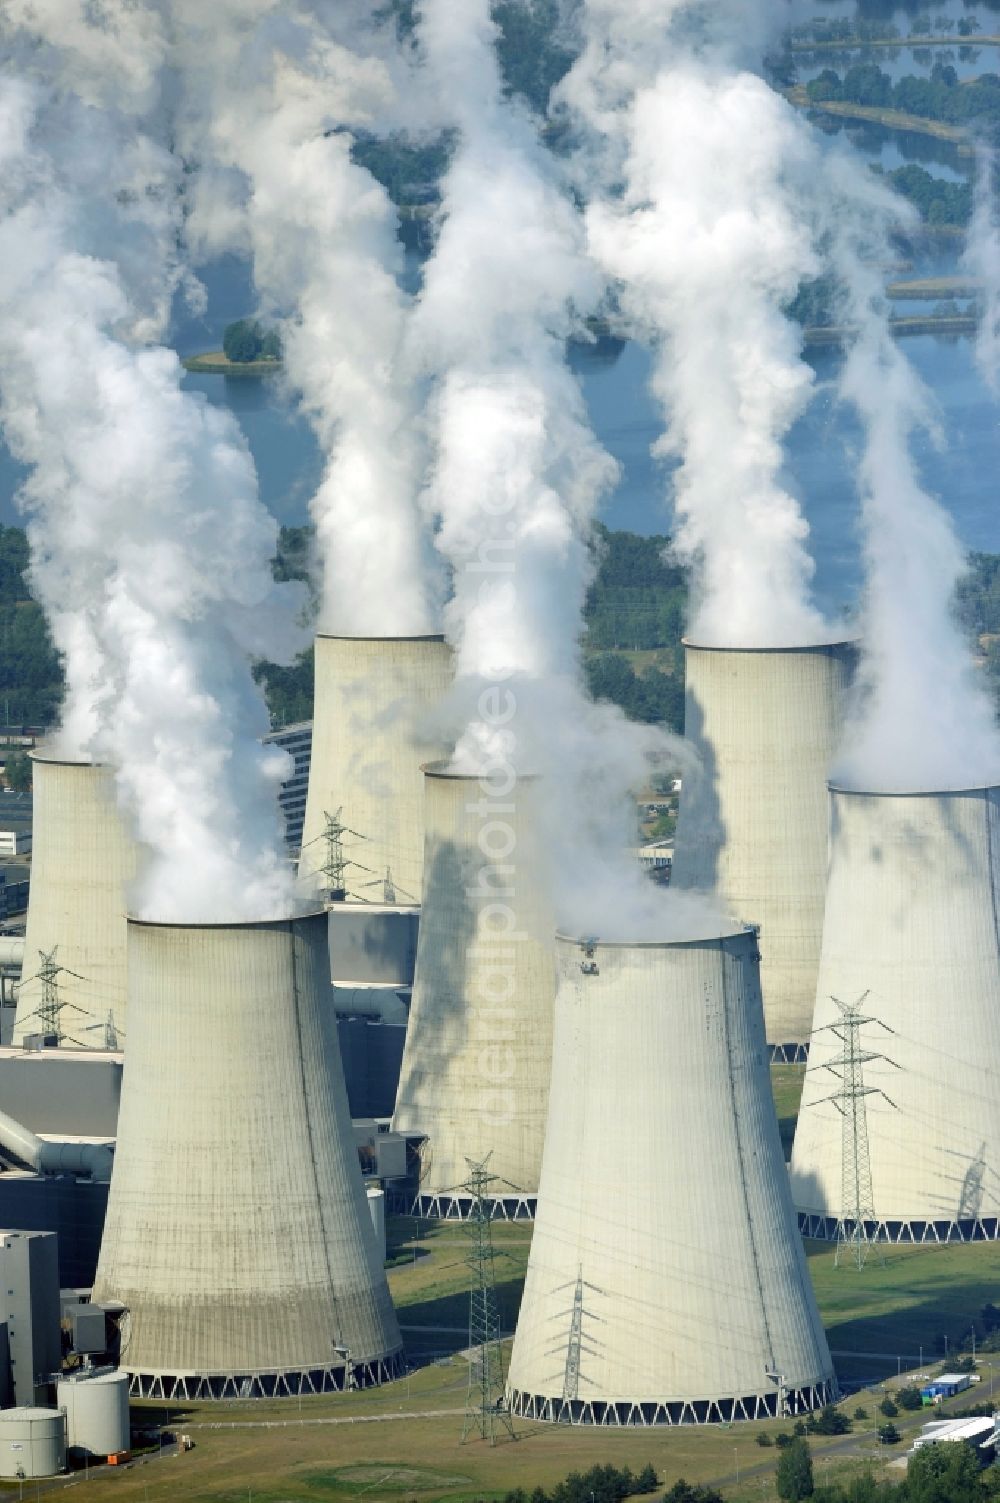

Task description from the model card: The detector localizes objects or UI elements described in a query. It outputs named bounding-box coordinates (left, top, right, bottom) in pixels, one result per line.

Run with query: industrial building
left=263, top=720, right=312, bottom=854
left=0, top=1231, right=60, bottom=1407
left=671, top=640, right=856, bottom=1059
left=506, top=930, right=836, bottom=1426
left=93, top=911, right=403, bottom=1398
left=297, top=634, right=452, bottom=905
left=791, top=784, right=1000, bottom=1245
left=392, top=765, right=556, bottom=1219
left=14, top=752, right=139, bottom=1049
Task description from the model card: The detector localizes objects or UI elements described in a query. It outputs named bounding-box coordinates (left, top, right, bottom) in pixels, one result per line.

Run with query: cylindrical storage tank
left=14, top=752, right=140, bottom=1048
left=507, top=930, right=837, bottom=1427
left=791, top=784, right=1000, bottom=1244
left=392, top=766, right=555, bottom=1219
left=671, top=641, right=856, bottom=1059
left=0, top=1409, right=66, bottom=1477
left=92, top=911, right=403, bottom=1399
left=57, top=1371, right=129, bottom=1460
left=366, top=1185, right=386, bottom=1264
left=298, top=635, right=452, bottom=905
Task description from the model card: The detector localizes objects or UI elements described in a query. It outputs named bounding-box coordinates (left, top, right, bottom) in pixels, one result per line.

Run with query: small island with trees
left=182, top=318, right=283, bottom=376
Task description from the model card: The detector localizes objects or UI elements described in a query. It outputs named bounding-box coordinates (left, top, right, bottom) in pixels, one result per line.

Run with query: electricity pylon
left=299, top=808, right=371, bottom=900
left=812, top=992, right=899, bottom=1269
left=460, top=1156, right=516, bottom=1445
left=549, top=1265, right=603, bottom=1408
left=18, top=946, right=91, bottom=1046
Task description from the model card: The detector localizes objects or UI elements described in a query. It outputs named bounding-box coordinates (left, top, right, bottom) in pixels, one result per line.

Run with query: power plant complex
left=0, top=594, right=992, bottom=1455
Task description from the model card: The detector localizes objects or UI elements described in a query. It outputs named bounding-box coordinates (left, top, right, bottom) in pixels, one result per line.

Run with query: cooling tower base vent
left=507, top=1378, right=837, bottom=1428
left=407, top=1191, right=536, bottom=1223
left=770, top=1042, right=809, bottom=1065
left=799, top=1213, right=1000, bottom=1246
left=125, top=1351, right=405, bottom=1402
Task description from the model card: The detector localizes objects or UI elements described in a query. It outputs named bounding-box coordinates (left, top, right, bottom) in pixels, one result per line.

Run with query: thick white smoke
left=564, top=0, right=831, bottom=648
left=570, top=0, right=1000, bottom=790
left=0, top=29, right=302, bottom=920
left=824, top=155, right=1000, bottom=792
left=170, top=0, right=440, bottom=635
left=409, top=0, right=730, bottom=942
left=964, top=151, right=1000, bottom=393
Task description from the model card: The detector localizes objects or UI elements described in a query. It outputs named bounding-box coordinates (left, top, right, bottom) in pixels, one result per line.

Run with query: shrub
left=879, top=1398, right=898, bottom=1417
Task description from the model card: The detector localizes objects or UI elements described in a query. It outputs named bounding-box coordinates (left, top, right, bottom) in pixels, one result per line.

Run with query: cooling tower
left=671, top=641, right=856, bottom=1059
left=507, top=930, right=836, bottom=1426
left=791, top=784, right=1000, bottom=1245
left=92, top=911, right=403, bottom=1398
left=298, top=635, right=452, bottom=905
left=391, top=765, right=555, bottom=1219
left=14, top=752, right=139, bottom=1049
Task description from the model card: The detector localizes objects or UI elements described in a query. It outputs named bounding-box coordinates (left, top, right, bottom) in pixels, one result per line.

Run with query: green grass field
left=47, top=1081, right=1000, bottom=1503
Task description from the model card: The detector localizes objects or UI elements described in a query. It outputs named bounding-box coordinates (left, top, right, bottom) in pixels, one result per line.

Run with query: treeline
left=0, top=527, right=62, bottom=727
left=875, top=161, right=972, bottom=227
left=221, top=319, right=282, bottom=364
left=354, top=0, right=573, bottom=205
left=254, top=523, right=689, bottom=733
left=807, top=60, right=1000, bottom=132
left=956, top=553, right=1000, bottom=703
left=790, top=15, right=983, bottom=44
left=772, top=1436, right=1000, bottom=1503
left=498, top=1465, right=720, bottom=1503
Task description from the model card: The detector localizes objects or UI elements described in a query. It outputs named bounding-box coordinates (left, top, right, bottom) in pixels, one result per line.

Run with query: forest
left=806, top=59, right=1000, bottom=132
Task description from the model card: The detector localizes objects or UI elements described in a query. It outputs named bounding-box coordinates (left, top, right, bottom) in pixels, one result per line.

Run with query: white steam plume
left=963, top=150, right=1000, bottom=392
left=563, top=0, right=831, bottom=648
left=0, top=46, right=303, bottom=920
left=824, top=154, right=1000, bottom=791
left=169, top=0, right=440, bottom=636
left=409, top=1, right=730, bottom=942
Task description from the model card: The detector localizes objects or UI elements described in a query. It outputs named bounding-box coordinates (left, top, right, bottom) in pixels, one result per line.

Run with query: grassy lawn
left=48, top=1080, right=1000, bottom=1503
left=770, top=1064, right=805, bottom=1162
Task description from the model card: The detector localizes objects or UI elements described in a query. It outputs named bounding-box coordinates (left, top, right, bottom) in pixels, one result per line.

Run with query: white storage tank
left=0, top=1408, right=66, bottom=1478
left=57, top=1370, right=129, bottom=1460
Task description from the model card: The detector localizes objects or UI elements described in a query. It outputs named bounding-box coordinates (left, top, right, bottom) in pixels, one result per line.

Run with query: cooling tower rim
left=422, top=759, right=538, bottom=781
left=29, top=746, right=102, bottom=768
left=682, top=636, right=859, bottom=653
left=555, top=924, right=756, bottom=951
left=828, top=780, right=1000, bottom=798
left=314, top=631, right=447, bottom=644
left=125, top=906, right=328, bottom=931
left=328, top=900, right=420, bottom=917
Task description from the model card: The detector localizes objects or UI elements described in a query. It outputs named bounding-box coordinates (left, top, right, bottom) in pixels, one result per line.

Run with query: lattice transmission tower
left=460, top=1157, right=516, bottom=1445
left=299, top=808, right=371, bottom=901
left=549, top=1265, right=602, bottom=1409
left=18, top=946, right=90, bottom=1046
left=813, top=991, right=898, bottom=1270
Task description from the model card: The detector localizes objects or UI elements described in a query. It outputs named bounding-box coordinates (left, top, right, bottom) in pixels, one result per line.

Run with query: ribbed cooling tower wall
left=506, top=931, right=836, bottom=1427
left=298, top=635, right=452, bottom=905
left=391, top=767, right=555, bottom=1219
left=92, top=912, right=402, bottom=1400
left=791, top=785, right=1000, bottom=1245
left=671, top=642, right=855, bottom=1060
left=15, top=753, right=138, bottom=1048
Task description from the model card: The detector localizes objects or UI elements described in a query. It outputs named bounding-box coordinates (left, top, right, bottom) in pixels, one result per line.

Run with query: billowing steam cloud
left=824, top=154, right=1000, bottom=791
left=170, top=0, right=440, bottom=635
left=0, top=17, right=301, bottom=922
left=964, top=151, right=1000, bottom=392
left=568, top=0, right=1000, bottom=790
left=562, top=1, right=831, bottom=648
left=408, top=0, right=727, bottom=942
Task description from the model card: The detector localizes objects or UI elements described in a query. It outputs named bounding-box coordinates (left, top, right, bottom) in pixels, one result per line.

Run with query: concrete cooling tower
left=506, top=931, right=836, bottom=1427
left=298, top=635, right=452, bottom=905
left=92, top=911, right=402, bottom=1399
left=671, top=641, right=856, bottom=1060
left=14, top=751, right=139, bottom=1049
left=391, top=765, right=555, bottom=1219
left=791, top=784, right=1000, bottom=1245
